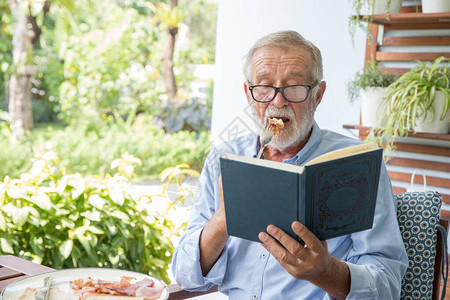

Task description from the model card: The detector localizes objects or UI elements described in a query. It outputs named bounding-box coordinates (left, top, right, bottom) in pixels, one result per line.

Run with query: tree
left=6, top=0, right=83, bottom=138
left=149, top=0, right=183, bottom=104
left=7, top=0, right=42, bottom=133
left=0, top=0, right=13, bottom=107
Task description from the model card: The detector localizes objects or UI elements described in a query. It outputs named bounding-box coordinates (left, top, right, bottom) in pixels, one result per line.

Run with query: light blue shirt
left=172, top=122, right=408, bottom=299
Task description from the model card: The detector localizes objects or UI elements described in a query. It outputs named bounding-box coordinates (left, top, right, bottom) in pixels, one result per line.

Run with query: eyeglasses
left=248, top=81, right=318, bottom=103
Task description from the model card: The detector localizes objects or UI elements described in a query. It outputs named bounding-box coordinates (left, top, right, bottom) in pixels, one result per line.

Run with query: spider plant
left=366, top=56, right=450, bottom=156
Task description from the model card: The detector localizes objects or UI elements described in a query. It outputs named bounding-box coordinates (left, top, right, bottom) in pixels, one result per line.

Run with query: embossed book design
left=220, top=143, right=382, bottom=242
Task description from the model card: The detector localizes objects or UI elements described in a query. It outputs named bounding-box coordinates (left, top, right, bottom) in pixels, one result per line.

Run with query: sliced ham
left=99, top=278, right=154, bottom=296
left=135, top=285, right=165, bottom=299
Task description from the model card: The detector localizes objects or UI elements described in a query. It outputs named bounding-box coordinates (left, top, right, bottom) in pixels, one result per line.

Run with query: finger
left=218, top=175, right=225, bottom=209
left=267, top=224, right=306, bottom=258
left=258, top=231, right=297, bottom=265
left=291, top=221, right=323, bottom=251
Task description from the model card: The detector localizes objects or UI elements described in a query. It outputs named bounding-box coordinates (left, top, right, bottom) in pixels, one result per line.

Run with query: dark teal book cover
left=220, top=148, right=382, bottom=242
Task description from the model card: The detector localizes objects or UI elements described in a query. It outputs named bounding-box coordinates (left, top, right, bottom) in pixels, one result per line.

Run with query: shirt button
left=295, top=161, right=300, bottom=166
left=252, top=294, right=258, bottom=299
left=261, top=253, right=267, bottom=259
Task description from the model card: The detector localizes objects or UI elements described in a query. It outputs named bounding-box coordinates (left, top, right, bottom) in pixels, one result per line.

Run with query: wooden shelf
left=352, top=7, right=450, bottom=209
left=358, top=12, right=450, bottom=29
left=343, top=124, right=450, bottom=205
left=343, top=124, right=450, bottom=141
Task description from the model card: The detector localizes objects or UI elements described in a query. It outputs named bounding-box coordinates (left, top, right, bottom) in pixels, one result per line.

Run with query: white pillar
left=211, top=0, right=366, bottom=146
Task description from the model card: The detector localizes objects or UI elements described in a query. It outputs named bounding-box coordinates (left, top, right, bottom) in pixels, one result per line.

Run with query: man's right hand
left=199, top=175, right=230, bottom=276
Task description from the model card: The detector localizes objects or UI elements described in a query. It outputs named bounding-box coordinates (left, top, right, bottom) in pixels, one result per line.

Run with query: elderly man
left=172, top=30, right=407, bottom=299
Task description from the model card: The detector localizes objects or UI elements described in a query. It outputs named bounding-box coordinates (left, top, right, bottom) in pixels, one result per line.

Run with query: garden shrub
left=0, top=134, right=34, bottom=179
left=157, top=98, right=211, bottom=133
left=45, top=115, right=209, bottom=178
left=0, top=153, right=181, bottom=283
left=0, top=115, right=210, bottom=180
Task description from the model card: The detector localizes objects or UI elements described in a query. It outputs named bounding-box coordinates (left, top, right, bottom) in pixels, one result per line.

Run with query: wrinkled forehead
left=250, top=46, right=315, bottom=80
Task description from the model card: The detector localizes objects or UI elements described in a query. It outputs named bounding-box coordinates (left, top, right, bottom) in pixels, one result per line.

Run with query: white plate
left=1, top=268, right=169, bottom=300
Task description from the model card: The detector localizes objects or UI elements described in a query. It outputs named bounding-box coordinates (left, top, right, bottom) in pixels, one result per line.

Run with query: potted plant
left=347, top=60, right=397, bottom=127
left=367, top=56, right=450, bottom=153
left=349, top=0, right=402, bottom=42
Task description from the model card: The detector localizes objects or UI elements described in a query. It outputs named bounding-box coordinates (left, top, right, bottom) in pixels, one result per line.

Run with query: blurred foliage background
left=0, top=0, right=216, bottom=281
left=0, top=0, right=216, bottom=180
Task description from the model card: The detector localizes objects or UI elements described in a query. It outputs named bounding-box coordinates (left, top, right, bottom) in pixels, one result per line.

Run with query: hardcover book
left=220, top=143, right=382, bottom=242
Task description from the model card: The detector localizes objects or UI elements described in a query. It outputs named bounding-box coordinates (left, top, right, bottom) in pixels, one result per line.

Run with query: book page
left=305, top=142, right=379, bottom=166
left=221, top=153, right=304, bottom=173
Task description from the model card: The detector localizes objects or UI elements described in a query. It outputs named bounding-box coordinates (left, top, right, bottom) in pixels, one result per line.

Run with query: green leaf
left=109, top=187, right=124, bottom=205
left=0, top=238, right=14, bottom=254
left=30, top=237, right=45, bottom=257
left=76, top=235, right=91, bottom=253
left=13, top=208, right=29, bottom=227
left=159, top=167, right=175, bottom=182
left=72, top=185, right=85, bottom=199
left=111, top=211, right=130, bottom=222
left=81, top=210, right=101, bottom=222
left=88, top=194, right=106, bottom=209
left=59, top=240, right=73, bottom=259
left=108, top=252, right=120, bottom=265
left=0, top=213, right=5, bottom=231
left=6, top=187, right=28, bottom=199
left=86, top=226, right=104, bottom=235
left=32, top=193, right=52, bottom=210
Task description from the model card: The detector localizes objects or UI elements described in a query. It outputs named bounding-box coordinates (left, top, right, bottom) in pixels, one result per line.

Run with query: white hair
left=243, top=30, right=323, bottom=97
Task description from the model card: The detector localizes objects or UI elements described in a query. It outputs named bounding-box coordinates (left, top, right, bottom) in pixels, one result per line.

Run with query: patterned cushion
left=395, top=191, right=442, bottom=300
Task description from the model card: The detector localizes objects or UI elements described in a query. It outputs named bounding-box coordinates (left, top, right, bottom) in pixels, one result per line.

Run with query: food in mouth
left=268, top=117, right=285, bottom=136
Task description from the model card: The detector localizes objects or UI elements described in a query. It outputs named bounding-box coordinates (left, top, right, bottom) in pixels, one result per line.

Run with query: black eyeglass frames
left=248, top=81, right=319, bottom=103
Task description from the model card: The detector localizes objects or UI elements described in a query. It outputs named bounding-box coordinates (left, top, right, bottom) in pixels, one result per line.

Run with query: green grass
left=32, top=122, right=67, bottom=139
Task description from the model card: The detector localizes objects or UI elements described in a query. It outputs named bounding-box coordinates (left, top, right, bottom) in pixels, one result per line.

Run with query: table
left=0, top=255, right=218, bottom=299
left=0, top=255, right=53, bottom=292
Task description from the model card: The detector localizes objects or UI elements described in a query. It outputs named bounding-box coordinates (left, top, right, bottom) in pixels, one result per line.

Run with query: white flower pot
left=363, top=0, right=402, bottom=14
left=360, top=87, right=388, bottom=127
left=422, top=0, right=450, bottom=13
left=416, top=91, right=450, bottom=134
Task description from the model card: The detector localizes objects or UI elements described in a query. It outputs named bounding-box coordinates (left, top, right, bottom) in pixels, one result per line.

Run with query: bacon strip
left=70, top=276, right=162, bottom=300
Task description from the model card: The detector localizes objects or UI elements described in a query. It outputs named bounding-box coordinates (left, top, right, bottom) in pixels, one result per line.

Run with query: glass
left=248, top=81, right=318, bottom=103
